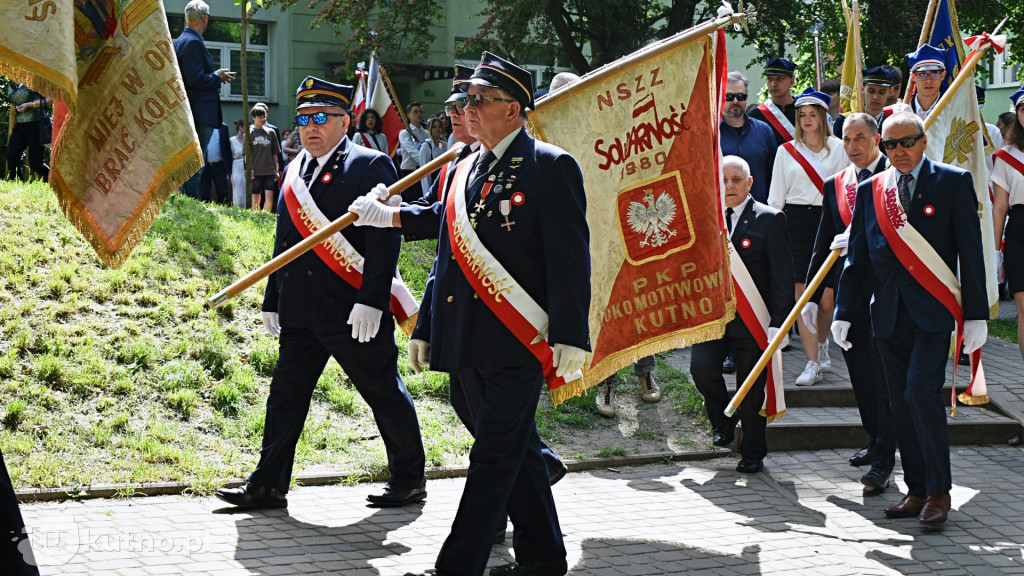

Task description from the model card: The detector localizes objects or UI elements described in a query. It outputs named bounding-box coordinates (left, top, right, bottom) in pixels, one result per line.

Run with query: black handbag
left=38, top=100, right=52, bottom=145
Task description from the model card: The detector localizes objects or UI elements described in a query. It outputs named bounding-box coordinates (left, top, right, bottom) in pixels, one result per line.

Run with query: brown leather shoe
left=883, top=494, right=926, bottom=518
left=918, top=492, right=951, bottom=526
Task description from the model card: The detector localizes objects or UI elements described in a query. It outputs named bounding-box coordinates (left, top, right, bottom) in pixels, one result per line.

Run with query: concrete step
left=764, top=405, right=1019, bottom=451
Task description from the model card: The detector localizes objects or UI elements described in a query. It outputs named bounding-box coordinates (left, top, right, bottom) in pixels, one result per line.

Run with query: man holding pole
left=690, top=156, right=793, bottom=475
left=831, top=111, right=987, bottom=526
left=401, top=52, right=590, bottom=576
left=801, top=113, right=896, bottom=489
left=215, top=77, right=427, bottom=511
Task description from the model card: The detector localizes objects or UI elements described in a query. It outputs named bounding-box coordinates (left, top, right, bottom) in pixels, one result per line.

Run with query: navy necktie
left=858, top=168, right=872, bottom=183
left=898, top=173, right=914, bottom=209
left=725, top=207, right=734, bottom=235
left=302, top=158, right=317, bottom=187
left=468, top=151, right=496, bottom=197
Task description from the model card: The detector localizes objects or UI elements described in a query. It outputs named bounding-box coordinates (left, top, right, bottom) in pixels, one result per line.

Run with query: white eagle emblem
left=627, top=189, right=677, bottom=247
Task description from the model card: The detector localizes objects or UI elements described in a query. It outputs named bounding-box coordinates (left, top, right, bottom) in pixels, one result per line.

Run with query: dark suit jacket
left=262, top=137, right=400, bottom=326
left=412, top=129, right=590, bottom=371
left=731, top=197, right=795, bottom=328
left=806, top=159, right=888, bottom=302
left=400, top=144, right=474, bottom=242
left=835, top=156, right=988, bottom=337
left=173, top=27, right=222, bottom=128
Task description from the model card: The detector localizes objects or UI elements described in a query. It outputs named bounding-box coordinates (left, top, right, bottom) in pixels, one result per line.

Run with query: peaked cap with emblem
left=764, top=58, right=796, bottom=77
left=296, top=76, right=353, bottom=110
left=445, top=65, right=475, bottom=104
left=862, top=66, right=894, bottom=87
left=459, top=51, right=536, bottom=110
left=906, top=44, right=946, bottom=72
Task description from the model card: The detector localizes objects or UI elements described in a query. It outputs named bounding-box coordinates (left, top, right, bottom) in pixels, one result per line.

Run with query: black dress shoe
left=736, top=458, right=763, bottom=473
left=366, top=485, right=427, bottom=508
left=712, top=426, right=735, bottom=447
left=861, top=467, right=892, bottom=493
left=215, top=482, right=287, bottom=510
left=848, top=443, right=874, bottom=466
left=722, top=352, right=736, bottom=374
left=548, top=462, right=568, bottom=486
left=489, top=561, right=568, bottom=576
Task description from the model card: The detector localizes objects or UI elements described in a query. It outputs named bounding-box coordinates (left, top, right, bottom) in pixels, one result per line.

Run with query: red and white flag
left=365, top=55, right=404, bottom=157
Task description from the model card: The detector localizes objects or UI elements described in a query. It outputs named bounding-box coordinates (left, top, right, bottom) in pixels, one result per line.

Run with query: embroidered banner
left=528, top=31, right=733, bottom=403
left=0, top=0, right=203, bottom=268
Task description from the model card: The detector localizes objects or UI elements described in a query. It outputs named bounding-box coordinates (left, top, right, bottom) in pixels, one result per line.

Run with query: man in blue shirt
left=720, top=71, right=777, bottom=204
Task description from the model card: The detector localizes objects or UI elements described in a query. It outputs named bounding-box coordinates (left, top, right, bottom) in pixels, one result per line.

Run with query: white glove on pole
left=767, top=326, right=789, bottom=350
left=551, top=343, right=587, bottom=377
left=408, top=339, right=430, bottom=374
left=262, top=311, right=281, bottom=337
left=347, top=304, right=383, bottom=342
left=831, top=320, right=853, bottom=351
left=800, top=302, right=819, bottom=335
left=717, top=1, right=734, bottom=18
left=962, top=320, right=988, bottom=354
left=830, top=231, right=850, bottom=256
left=349, top=191, right=399, bottom=228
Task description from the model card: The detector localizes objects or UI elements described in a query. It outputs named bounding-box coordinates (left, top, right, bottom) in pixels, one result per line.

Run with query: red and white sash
left=757, top=101, right=794, bottom=142
left=727, top=240, right=785, bottom=422
left=444, top=151, right=583, bottom=390
left=782, top=141, right=829, bottom=194
left=280, top=153, right=419, bottom=332
left=994, top=145, right=1024, bottom=178
left=871, top=168, right=986, bottom=405
left=357, top=132, right=384, bottom=153
left=834, top=166, right=859, bottom=226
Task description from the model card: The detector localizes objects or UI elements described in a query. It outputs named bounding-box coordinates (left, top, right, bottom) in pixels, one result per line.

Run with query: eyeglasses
left=444, top=96, right=469, bottom=116
left=725, top=93, right=748, bottom=102
left=465, top=93, right=516, bottom=107
left=295, top=112, right=345, bottom=126
left=880, top=133, right=925, bottom=150
left=913, top=70, right=944, bottom=80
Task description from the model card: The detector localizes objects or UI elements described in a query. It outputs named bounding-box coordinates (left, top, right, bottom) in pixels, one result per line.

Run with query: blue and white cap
left=1011, top=85, right=1024, bottom=109
left=906, top=44, right=946, bottom=72
left=794, top=86, right=830, bottom=109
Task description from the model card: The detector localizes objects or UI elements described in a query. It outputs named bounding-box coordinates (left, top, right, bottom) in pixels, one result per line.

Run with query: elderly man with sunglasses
left=720, top=71, right=777, bottom=204
left=831, top=111, right=988, bottom=527
left=215, top=76, right=427, bottom=511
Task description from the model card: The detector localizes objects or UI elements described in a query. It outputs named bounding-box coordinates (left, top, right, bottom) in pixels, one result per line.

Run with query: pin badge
left=322, top=173, right=332, bottom=183
left=740, top=238, right=751, bottom=248
left=511, top=191, right=525, bottom=206
left=923, top=205, right=935, bottom=216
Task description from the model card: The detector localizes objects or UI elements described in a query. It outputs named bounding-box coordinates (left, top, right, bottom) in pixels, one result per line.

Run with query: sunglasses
left=913, top=70, right=944, bottom=80
left=465, top=93, right=516, bottom=107
left=880, top=133, right=925, bottom=150
left=725, top=93, right=748, bottom=102
left=445, top=96, right=469, bottom=116
left=295, top=112, right=345, bottom=126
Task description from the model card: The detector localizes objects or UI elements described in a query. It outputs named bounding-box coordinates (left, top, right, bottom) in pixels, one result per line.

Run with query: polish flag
left=351, top=63, right=368, bottom=120
left=365, top=55, right=404, bottom=157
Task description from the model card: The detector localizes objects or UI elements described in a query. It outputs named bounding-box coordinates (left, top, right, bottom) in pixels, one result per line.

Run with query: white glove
left=551, top=343, right=586, bottom=377
left=347, top=304, right=383, bottom=342
left=262, top=311, right=281, bottom=337
left=408, top=339, right=430, bottom=373
left=800, top=302, right=818, bottom=335
left=962, top=320, right=988, bottom=354
left=830, top=231, right=850, bottom=256
left=831, top=320, right=853, bottom=351
left=349, top=191, right=399, bottom=228
left=997, top=250, right=1004, bottom=275
left=717, top=1, right=734, bottom=18
left=767, top=326, right=789, bottom=350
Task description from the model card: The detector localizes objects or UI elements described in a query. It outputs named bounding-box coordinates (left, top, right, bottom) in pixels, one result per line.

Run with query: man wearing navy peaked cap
left=750, top=57, right=798, bottom=145
left=401, top=51, right=590, bottom=576
left=833, top=65, right=894, bottom=138
left=215, top=76, right=427, bottom=511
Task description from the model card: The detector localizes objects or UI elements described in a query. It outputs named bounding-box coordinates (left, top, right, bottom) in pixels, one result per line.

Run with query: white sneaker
left=795, top=361, right=823, bottom=386
left=818, top=341, right=832, bottom=372
left=596, top=379, right=616, bottom=418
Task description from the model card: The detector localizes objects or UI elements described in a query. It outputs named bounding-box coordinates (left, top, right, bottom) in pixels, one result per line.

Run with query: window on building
left=167, top=16, right=271, bottom=102
left=989, top=47, right=1020, bottom=88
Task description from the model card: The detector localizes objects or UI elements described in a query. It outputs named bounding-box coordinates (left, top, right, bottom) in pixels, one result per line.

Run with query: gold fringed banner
left=529, top=30, right=733, bottom=406
left=0, top=0, right=202, bottom=268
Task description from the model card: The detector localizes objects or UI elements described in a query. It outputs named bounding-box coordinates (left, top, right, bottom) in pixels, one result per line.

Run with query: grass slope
left=0, top=180, right=704, bottom=495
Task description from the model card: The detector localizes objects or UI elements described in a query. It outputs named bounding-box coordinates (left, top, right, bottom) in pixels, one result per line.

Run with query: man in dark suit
left=402, top=52, right=589, bottom=576
left=173, top=0, right=234, bottom=199
left=832, top=111, right=988, bottom=526
left=802, top=113, right=896, bottom=489
left=690, top=156, right=794, bottom=475
left=215, top=77, right=426, bottom=511
left=199, top=122, right=232, bottom=204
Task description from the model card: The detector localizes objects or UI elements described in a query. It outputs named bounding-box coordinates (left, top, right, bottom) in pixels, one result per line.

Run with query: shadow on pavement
left=571, top=540, right=762, bottom=575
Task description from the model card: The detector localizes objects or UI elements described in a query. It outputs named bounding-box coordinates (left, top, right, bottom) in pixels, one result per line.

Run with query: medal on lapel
left=499, top=199, right=515, bottom=231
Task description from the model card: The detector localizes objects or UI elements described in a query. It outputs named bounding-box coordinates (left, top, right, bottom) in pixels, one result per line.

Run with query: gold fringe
left=762, top=408, right=786, bottom=424
left=549, top=302, right=736, bottom=407
left=397, top=311, right=418, bottom=338
left=957, top=392, right=989, bottom=406
left=989, top=302, right=999, bottom=320
left=949, top=403, right=956, bottom=418
left=0, top=54, right=77, bottom=119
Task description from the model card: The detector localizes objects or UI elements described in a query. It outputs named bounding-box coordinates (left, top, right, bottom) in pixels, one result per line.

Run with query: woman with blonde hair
left=768, top=87, right=849, bottom=386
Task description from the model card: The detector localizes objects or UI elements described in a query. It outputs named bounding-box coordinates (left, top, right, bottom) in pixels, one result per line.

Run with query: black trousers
left=6, top=122, right=48, bottom=181
left=844, top=298, right=896, bottom=471
left=199, top=162, right=230, bottom=204
left=1, top=449, right=41, bottom=576
left=248, top=324, right=426, bottom=492
left=690, top=319, right=768, bottom=461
